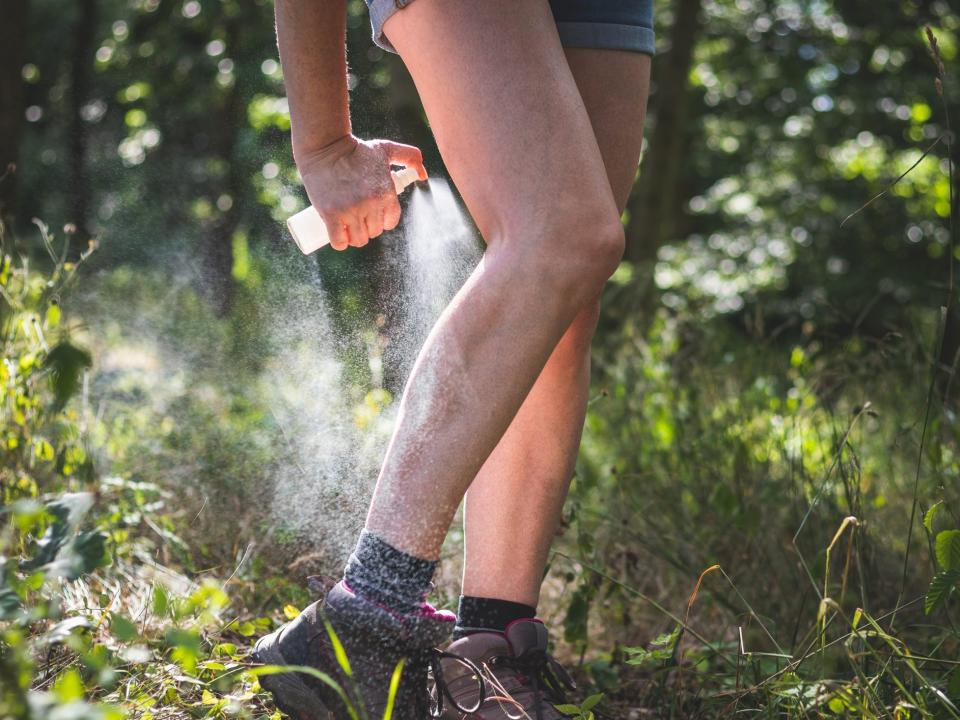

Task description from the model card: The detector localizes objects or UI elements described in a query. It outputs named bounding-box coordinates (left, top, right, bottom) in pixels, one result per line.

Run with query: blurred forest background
left=1, top=0, right=959, bottom=718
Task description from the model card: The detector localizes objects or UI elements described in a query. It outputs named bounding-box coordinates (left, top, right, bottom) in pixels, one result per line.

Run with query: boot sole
left=253, top=630, right=335, bottom=720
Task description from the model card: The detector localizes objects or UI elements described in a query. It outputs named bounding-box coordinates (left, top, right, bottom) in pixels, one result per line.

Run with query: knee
left=520, top=207, right=625, bottom=302
left=564, top=211, right=625, bottom=287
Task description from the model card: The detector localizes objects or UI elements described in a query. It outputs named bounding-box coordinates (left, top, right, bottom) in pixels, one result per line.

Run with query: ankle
left=343, top=530, right=437, bottom=614
left=454, top=595, right=537, bottom=638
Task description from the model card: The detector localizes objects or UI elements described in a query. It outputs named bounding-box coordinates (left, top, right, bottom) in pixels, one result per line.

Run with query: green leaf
left=43, top=529, right=110, bottom=581
left=949, top=667, right=960, bottom=699
left=325, top=621, right=353, bottom=678
left=69, top=529, right=111, bottom=575
left=554, top=705, right=582, bottom=715
left=582, top=693, right=604, bottom=712
left=44, top=341, right=92, bottom=410
left=166, top=627, right=201, bottom=650
left=213, top=642, right=237, bottom=657
left=0, top=557, right=22, bottom=620
left=924, top=501, right=944, bottom=533
left=21, top=494, right=93, bottom=570
left=166, top=628, right=202, bottom=673
left=624, top=625, right=681, bottom=668
left=54, top=668, right=86, bottom=702
left=152, top=585, right=170, bottom=617
left=110, top=613, right=138, bottom=642
left=45, top=302, right=61, bottom=328
left=563, top=585, right=591, bottom=646
left=21, top=494, right=109, bottom=580
left=936, top=530, right=960, bottom=571
left=925, top=570, right=960, bottom=614
left=650, top=627, right=682, bottom=649
left=383, top=658, right=404, bottom=720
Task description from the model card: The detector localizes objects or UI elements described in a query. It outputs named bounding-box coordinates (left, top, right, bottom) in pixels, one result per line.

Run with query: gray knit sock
left=343, top=530, right=437, bottom=614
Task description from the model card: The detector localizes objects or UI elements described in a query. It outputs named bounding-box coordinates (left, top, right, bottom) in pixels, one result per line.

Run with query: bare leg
left=461, top=49, right=652, bottom=606
left=364, top=1, right=626, bottom=559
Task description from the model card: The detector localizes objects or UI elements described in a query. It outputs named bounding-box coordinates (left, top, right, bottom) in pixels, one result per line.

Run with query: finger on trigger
left=384, top=141, right=428, bottom=181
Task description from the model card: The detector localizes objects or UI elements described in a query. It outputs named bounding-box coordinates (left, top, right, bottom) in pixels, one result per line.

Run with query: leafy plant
left=623, top=626, right=681, bottom=670
left=925, top=528, right=960, bottom=614
left=555, top=692, right=604, bottom=720
left=0, top=221, right=115, bottom=719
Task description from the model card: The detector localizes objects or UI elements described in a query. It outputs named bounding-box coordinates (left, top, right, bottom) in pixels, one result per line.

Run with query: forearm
left=274, top=0, right=351, bottom=163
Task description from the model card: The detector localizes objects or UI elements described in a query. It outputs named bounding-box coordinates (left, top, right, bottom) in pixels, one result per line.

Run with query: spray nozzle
left=286, top=165, right=424, bottom=255
left=390, top=165, right=421, bottom=194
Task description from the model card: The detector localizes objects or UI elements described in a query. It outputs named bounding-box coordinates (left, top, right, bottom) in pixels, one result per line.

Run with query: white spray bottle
left=286, top=166, right=422, bottom=255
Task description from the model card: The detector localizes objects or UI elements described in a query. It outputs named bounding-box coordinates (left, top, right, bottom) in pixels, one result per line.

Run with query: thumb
left=381, top=141, right=428, bottom=181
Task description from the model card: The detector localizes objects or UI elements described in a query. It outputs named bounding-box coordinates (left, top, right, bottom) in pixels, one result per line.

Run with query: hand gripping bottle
left=286, top=166, right=421, bottom=255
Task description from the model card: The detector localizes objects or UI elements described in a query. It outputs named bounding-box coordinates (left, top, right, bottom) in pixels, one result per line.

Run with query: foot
left=433, top=619, right=577, bottom=719
left=253, top=581, right=455, bottom=719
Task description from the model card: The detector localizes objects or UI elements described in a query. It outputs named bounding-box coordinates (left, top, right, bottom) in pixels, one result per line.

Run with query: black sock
left=343, top=530, right=437, bottom=614
left=454, top=595, right=537, bottom=638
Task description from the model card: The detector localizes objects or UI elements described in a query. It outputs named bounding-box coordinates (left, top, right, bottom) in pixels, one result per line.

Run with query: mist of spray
left=265, top=178, right=481, bottom=570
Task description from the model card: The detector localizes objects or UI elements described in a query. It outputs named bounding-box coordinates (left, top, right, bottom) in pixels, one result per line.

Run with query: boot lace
left=485, top=650, right=577, bottom=720
left=404, top=647, right=487, bottom=718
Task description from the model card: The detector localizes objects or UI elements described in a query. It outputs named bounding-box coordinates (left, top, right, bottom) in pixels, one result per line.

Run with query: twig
left=839, top=135, right=944, bottom=228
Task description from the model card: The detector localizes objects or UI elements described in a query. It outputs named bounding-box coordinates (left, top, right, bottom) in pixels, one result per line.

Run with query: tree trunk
left=204, top=15, right=242, bottom=317
left=69, top=0, right=97, bottom=249
left=624, top=0, right=704, bottom=291
left=0, top=0, right=29, bottom=224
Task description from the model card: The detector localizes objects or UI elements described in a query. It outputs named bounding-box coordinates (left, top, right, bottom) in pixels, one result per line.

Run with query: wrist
left=293, top=133, right=357, bottom=169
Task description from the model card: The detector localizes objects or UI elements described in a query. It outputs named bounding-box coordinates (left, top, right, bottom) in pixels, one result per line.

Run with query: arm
left=274, top=0, right=350, bottom=161
left=275, top=0, right=426, bottom=250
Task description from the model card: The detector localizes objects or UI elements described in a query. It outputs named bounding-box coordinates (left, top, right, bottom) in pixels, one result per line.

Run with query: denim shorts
left=366, top=0, right=656, bottom=56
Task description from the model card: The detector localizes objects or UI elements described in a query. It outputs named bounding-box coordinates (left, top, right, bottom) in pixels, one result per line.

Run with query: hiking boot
left=253, top=581, right=455, bottom=720
left=432, top=619, right=577, bottom=719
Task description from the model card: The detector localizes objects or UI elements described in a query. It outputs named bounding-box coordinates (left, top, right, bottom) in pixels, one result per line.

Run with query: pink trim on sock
left=338, top=579, right=403, bottom=621
left=338, top=580, right=454, bottom=622
left=416, top=602, right=456, bottom=622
